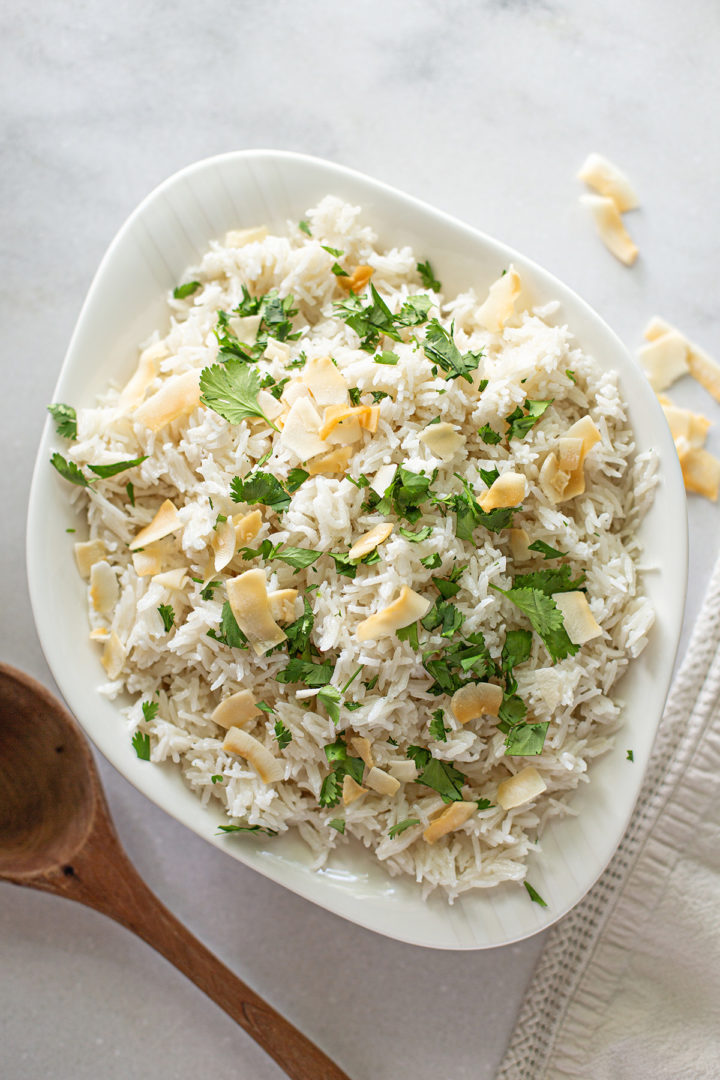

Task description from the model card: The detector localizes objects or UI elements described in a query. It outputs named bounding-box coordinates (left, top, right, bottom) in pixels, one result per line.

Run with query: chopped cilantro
left=126, top=481, right=135, bottom=506
left=131, top=730, right=151, bottom=760
left=501, top=629, right=533, bottom=677
left=423, top=319, right=482, bottom=383
left=478, top=424, right=502, bottom=445
left=322, top=244, right=344, bottom=257
left=626, top=749, right=634, bottom=762
left=65, top=528, right=75, bottom=533
left=386, top=735, right=398, bottom=746
left=87, top=455, right=148, bottom=479
left=277, top=658, right=334, bottom=687
left=566, top=369, right=576, bottom=383
left=375, top=350, right=398, bottom=365
left=365, top=466, right=435, bottom=524
left=218, top=823, right=278, bottom=837
left=173, top=280, right=201, bottom=299
left=274, top=719, right=292, bottom=750
left=512, top=565, right=585, bottom=594
left=479, top=466, right=500, bottom=488
left=256, top=700, right=274, bottom=714
left=207, top=601, right=247, bottom=649
left=399, top=525, right=432, bottom=542
left=398, top=294, right=433, bottom=326
left=50, top=453, right=90, bottom=487
left=348, top=387, right=362, bottom=405
left=211, top=774, right=224, bottom=784
left=491, top=585, right=578, bottom=663
left=200, top=580, right=221, bottom=601
left=476, top=798, right=493, bottom=810
left=406, top=746, right=466, bottom=802
left=370, top=390, right=390, bottom=403
left=141, top=700, right=159, bottom=723
left=432, top=564, right=466, bottom=599
left=388, top=818, right=421, bottom=838
left=329, top=818, right=345, bottom=833
left=505, top=399, right=553, bottom=441
left=283, top=598, right=315, bottom=657
left=47, top=403, right=77, bottom=440
left=320, top=737, right=365, bottom=807
left=396, top=622, right=420, bottom=649
left=157, top=604, right=175, bottom=632
left=504, top=721, right=549, bottom=756
left=318, top=684, right=342, bottom=723
left=298, top=220, right=311, bottom=236
left=200, top=361, right=278, bottom=429
left=331, top=262, right=349, bottom=277
left=527, top=540, right=567, bottom=560
left=420, top=552, right=442, bottom=570
left=524, top=881, right=548, bottom=907
left=335, top=284, right=401, bottom=351
left=364, top=675, right=379, bottom=691
left=429, top=709, right=449, bottom=742
left=417, top=259, right=441, bottom=292
left=231, top=470, right=291, bottom=514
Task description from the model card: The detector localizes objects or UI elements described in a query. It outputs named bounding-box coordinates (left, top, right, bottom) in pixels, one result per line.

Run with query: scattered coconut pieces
left=539, top=417, right=601, bottom=504
left=264, top=340, right=290, bottom=365
left=451, top=682, right=503, bottom=725
left=349, top=736, right=374, bottom=771
left=224, top=226, right=268, bottom=248
left=355, top=586, right=431, bottom=642
left=577, top=153, right=639, bottom=212
left=508, top=528, right=531, bottom=562
left=496, top=766, right=547, bottom=811
left=74, top=539, right=107, bottom=579
left=129, top=499, right=182, bottom=551
left=306, top=446, right=353, bottom=475
left=318, top=404, right=378, bottom=441
left=644, top=317, right=720, bottom=405
left=226, top=569, right=287, bottom=656
left=552, top=591, right=602, bottom=645
left=153, top=567, right=188, bottom=590
left=418, top=421, right=466, bottom=462
left=348, top=522, right=393, bottom=561
left=660, top=401, right=711, bottom=451
left=212, top=518, right=238, bottom=573
left=134, top=369, right=202, bottom=432
left=342, top=774, right=367, bottom=806
left=268, top=588, right=298, bottom=624
left=580, top=194, right=638, bottom=266
left=211, top=690, right=261, bottom=731
left=423, top=801, right=476, bottom=845
left=365, top=767, right=401, bottom=797
left=101, top=631, right=125, bottom=680
left=222, top=726, right=284, bottom=783
left=234, top=510, right=263, bottom=548
left=681, top=449, right=720, bottom=501
left=337, top=265, right=373, bottom=293
left=117, top=342, right=167, bottom=413
left=476, top=267, right=521, bottom=332
left=479, top=471, right=526, bottom=512
left=637, top=331, right=690, bottom=392
left=132, top=542, right=168, bottom=577
left=387, top=760, right=418, bottom=783
left=279, top=396, right=328, bottom=460
left=89, top=561, right=119, bottom=617
left=301, top=356, right=349, bottom=407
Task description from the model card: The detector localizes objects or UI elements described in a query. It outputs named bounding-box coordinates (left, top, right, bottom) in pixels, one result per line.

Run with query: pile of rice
left=62, top=197, right=656, bottom=900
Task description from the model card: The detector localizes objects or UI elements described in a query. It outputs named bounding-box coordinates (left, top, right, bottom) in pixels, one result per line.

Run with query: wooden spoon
left=0, top=663, right=349, bottom=1080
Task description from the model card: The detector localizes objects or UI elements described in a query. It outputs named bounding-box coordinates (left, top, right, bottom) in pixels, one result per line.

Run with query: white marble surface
left=2, top=1, right=719, bottom=1077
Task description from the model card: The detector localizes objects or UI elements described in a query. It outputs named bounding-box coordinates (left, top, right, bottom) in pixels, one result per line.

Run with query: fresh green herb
left=157, top=604, right=175, bottom=632
left=432, top=564, right=466, bottom=599
left=386, top=735, right=398, bottom=746
left=422, top=598, right=465, bottom=639
left=501, top=629, right=533, bottom=678
left=65, top=528, right=75, bottom=533
left=47, top=403, right=77, bottom=440
left=505, top=399, right=553, bottom=441
left=238, top=544, right=323, bottom=571
left=348, top=387, right=362, bottom=405
left=274, top=719, right=292, bottom=750
left=422, top=632, right=493, bottom=695
left=131, top=730, right=151, bottom=760
left=440, top=475, right=519, bottom=540
left=231, top=470, right=291, bottom=514
left=370, top=390, right=390, bottom=403
left=319, top=738, right=365, bottom=807
left=173, top=280, right=201, bottom=299
left=298, top=220, right=311, bottom=236
left=277, top=658, right=334, bottom=687
left=200, top=579, right=221, bottom=601
left=396, top=622, right=420, bottom=649
left=211, top=774, right=224, bottom=784
left=566, top=369, right=576, bottom=383
left=429, top=709, right=449, bottom=742
left=375, top=350, right=398, bottom=366
left=341, top=666, right=363, bottom=694
left=478, top=424, right=502, bottom=445
left=365, top=466, right=436, bottom=524
left=141, top=700, right=159, bottom=723
left=318, top=684, right=342, bottom=723
left=321, top=244, right=344, bottom=257
left=50, top=453, right=91, bottom=487
left=524, top=881, right=548, bottom=907
left=406, top=746, right=466, bottom=802
left=398, top=525, right=432, bottom=542
left=491, top=586, right=578, bottom=663
left=212, top=513, right=228, bottom=530
left=527, top=540, right=567, bottom=560
left=398, top=294, right=433, bottom=326
left=319, top=772, right=341, bottom=808
left=420, top=552, right=442, bottom=570
left=345, top=473, right=370, bottom=489
left=256, top=701, right=274, bottom=714
left=365, top=675, right=379, bottom=691
left=344, top=702, right=363, bottom=712
left=505, top=721, right=549, bottom=756
left=512, top=565, right=585, bottom=595
left=497, top=693, right=528, bottom=730
left=200, top=361, right=278, bottom=429
left=126, top=481, right=135, bottom=506
left=218, top=823, right=278, bottom=837
left=329, top=818, right=345, bottom=833
left=87, top=455, right=148, bottom=479
left=335, top=284, right=402, bottom=351
left=388, top=818, right=421, bottom=838
left=285, top=468, right=309, bottom=493
left=417, top=259, right=441, bottom=292
left=423, top=319, right=482, bottom=383
left=331, top=262, right=349, bottom=277
left=287, top=352, right=307, bottom=370
left=476, top=798, right=493, bottom=810
left=626, top=749, right=634, bottom=762
left=207, top=601, right=247, bottom=649
left=479, top=466, right=500, bottom=488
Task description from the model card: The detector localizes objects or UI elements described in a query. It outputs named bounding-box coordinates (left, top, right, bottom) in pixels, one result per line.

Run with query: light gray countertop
left=2, top=1, right=719, bottom=1077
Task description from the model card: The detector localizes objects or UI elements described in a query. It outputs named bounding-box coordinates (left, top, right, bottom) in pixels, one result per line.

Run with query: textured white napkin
left=497, top=549, right=720, bottom=1080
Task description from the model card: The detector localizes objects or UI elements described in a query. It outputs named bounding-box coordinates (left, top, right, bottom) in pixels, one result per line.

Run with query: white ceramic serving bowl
left=28, top=151, right=687, bottom=950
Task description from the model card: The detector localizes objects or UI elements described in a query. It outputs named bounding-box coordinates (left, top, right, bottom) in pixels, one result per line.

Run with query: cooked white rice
left=62, top=197, right=656, bottom=901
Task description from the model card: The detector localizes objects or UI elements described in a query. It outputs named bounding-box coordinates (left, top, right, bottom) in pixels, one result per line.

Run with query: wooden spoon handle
left=26, top=832, right=350, bottom=1080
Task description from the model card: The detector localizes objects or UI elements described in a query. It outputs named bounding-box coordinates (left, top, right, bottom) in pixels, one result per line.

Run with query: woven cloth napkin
left=497, top=548, right=720, bottom=1080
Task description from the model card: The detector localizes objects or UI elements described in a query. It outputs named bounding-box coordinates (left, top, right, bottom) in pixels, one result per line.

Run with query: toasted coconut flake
left=371, top=463, right=397, bottom=497
left=497, top=766, right=547, bottom=810
left=212, top=518, right=237, bottom=573
left=129, top=499, right=182, bottom=550
left=222, top=725, right=284, bottom=783
left=681, top=448, right=720, bottom=500
left=561, top=465, right=586, bottom=500
left=263, top=339, right=290, bottom=364
left=268, top=588, right=298, bottom=623
left=89, top=627, right=110, bottom=642
left=451, top=682, right=503, bottom=724
left=387, top=760, right=418, bottom=783
left=134, top=369, right=202, bottom=431
left=580, top=194, right=638, bottom=266
left=225, top=226, right=268, bottom=248
left=661, top=402, right=710, bottom=449
left=539, top=452, right=570, bottom=504
left=101, top=631, right=125, bottom=680
left=479, top=471, right=526, bottom=512
left=508, top=528, right=531, bottom=562
left=365, top=767, right=401, bottom=797
left=556, top=436, right=584, bottom=473
left=256, top=389, right=284, bottom=422
left=349, top=736, right=374, bottom=770
left=645, top=318, right=720, bottom=404
left=337, top=265, right=374, bottom=292
left=355, top=586, right=431, bottom=642
left=301, top=356, right=349, bottom=407
left=423, top=801, right=476, bottom=845
left=476, top=267, right=521, bottom=332
left=226, top=569, right=286, bottom=655
left=279, top=396, right=328, bottom=460
left=152, top=567, right=187, bottom=590
left=637, top=332, right=689, bottom=392
left=211, top=690, right=261, bottom=731
left=89, top=561, right=119, bottom=617
left=319, top=404, right=376, bottom=441
left=228, top=313, right=261, bottom=341
left=132, top=542, right=167, bottom=577
left=553, top=591, right=602, bottom=645
left=342, top=774, right=367, bottom=805
left=564, top=416, right=602, bottom=459
left=74, top=539, right=107, bottom=579
left=577, top=153, right=639, bottom=212
left=348, top=522, right=393, bottom=561
left=281, top=379, right=312, bottom=408
left=117, top=342, right=167, bottom=412
left=306, top=446, right=353, bottom=475
left=419, top=422, right=466, bottom=462
left=234, top=509, right=263, bottom=547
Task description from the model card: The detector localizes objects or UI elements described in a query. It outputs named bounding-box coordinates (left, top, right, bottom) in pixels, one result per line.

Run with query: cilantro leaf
left=399, top=525, right=432, bottom=542
left=50, top=452, right=90, bottom=487
left=256, top=700, right=274, bottom=714
left=374, top=350, right=398, bottom=365
left=566, top=369, right=576, bottom=383
left=504, top=722, right=549, bottom=756
left=211, top=774, right=224, bottom=784
left=283, top=598, right=315, bottom=657
left=396, top=622, right=420, bottom=650
left=335, top=284, right=401, bottom=351
left=126, top=481, right=135, bottom=506
left=274, top=546, right=322, bottom=571
left=157, top=604, right=175, bottom=632
left=397, top=294, right=433, bottom=327
left=440, top=475, right=519, bottom=540
left=421, top=599, right=464, bottom=639
left=388, top=818, right=421, bottom=838
left=319, top=772, right=341, bottom=808
left=506, top=399, right=553, bottom=441
left=417, top=259, right=441, bottom=292
left=173, top=280, right=201, bottom=299
left=423, top=319, right=482, bottom=382
left=329, top=818, right=345, bottom=833
left=200, top=579, right=221, bottom=601
left=513, top=566, right=586, bottom=594
left=318, top=684, right=342, bottom=723
left=286, top=467, right=309, bottom=493
left=367, top=466, right=435, bottom=524
left=497, top=693, right=528, bottom=729
left=231, top=470, right=291, bottom=514
left=320, top=737, right=365, bottom=806
left=420, top=552, right=442, bottom=570
left=322, top=244, right=344, bottom=257
left=478, top=424, right=502, bottom=445
left=432, top=565, right=465, bottom=599
left=527, top=540, right=567, bottom=560
left=479, top=467, right=500, bottom=488
left=298, top=220, right=311, bottom=236
left=47, top=403, right=77, bottom=440
left=131, top=730, right=151, bottom=760
left=407, top=747, right=466, bottom=802
left=141, top=700, right=158, bottom=723
left=491, top=585, right=579, bottom=663
left=200, top=361, right=278, bottom=429
left=626, top=749, right=634, bottom=762
left=274, top=719, right=292, bottom=750
left=207, top=601, right=247, bottom=649
left=87, top=455, right=148, bottom=479
left=277, top=659, right=333, bottom=687
left=524, top=881, right=548, bottom=907
left=429, top=709, right=448, bottom=742
left=501, top=629, right=533, bottom=675
left=218, top=823, right=278, bottom=837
